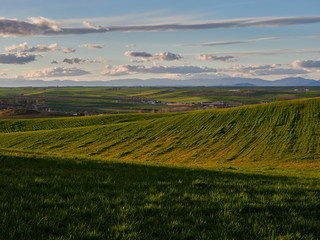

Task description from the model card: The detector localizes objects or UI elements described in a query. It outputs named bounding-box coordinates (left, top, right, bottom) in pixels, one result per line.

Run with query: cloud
left=196, top=54, right=238, bottom=62
left=0, top=17, right=62, bottom=37
left=5, top=42, right=75, bottom=53
left=126, top=44, right=136, bottom=48
left=0, top=53, right=37, bottom=64
left=1, top=16, right=320, bottom=37
left=0, top=72, right=7, bottom=77
left=221, top=64, right=308, bottom=77
left=28, top=17, right=61, bottom=31
left=82, top=21, right=109, bottom=31
left=179, top=37, right=280, bottom=47
left=202, top=48, right=320, bottom=56
left=305, top=35, right=320, bottom=39
left=124, top=51, right=152, bottom=58
left=79, top=44, right=104, bottom=49
left=51, top=60, right=60, bottom=64
left=24, top=67, right=90, bottom=78
left=124, top=51, right=182, bottom=62
left=62, top=57, right=104, bottom=64
left=292, top=60, right=320, bottom=69
left=103, top=64, right=217, bottom=76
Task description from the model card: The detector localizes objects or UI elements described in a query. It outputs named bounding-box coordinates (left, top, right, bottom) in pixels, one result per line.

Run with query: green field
left=1, top=96, right=320, bottom=239
left=0, top=97, right=319, bottom=167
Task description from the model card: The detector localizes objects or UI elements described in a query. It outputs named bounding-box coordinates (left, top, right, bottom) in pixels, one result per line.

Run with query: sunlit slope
left=0, top=112, right=184, bottom=133
left=0, top=98, right=319, bottom=166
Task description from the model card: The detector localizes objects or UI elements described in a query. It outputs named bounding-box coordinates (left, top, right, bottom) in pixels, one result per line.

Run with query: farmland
left=1, top=86, right=320, bottom=115
left=1, top=94, right=320, bottom=239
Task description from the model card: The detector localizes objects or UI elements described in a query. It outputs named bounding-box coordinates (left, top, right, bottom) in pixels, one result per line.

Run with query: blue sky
left=0, top=0, right=319, bottom=81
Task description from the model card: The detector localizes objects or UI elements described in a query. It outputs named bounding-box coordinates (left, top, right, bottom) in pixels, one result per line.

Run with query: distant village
left=0, top=96, right=245, bottom=117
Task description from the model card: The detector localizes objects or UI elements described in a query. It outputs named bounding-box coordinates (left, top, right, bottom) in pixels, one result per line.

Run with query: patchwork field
left=1, top=97, right=320, bottom=239
left=2, top=86, right=320, bottom=114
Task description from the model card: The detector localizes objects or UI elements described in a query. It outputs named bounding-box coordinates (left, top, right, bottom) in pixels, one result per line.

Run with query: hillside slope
left=0, top=98, right=319, bottom=167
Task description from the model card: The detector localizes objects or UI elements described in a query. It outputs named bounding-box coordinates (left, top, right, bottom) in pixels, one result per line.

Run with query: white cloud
left=103, top=64, right=217, bottom=76
left=179, top=37, right=280, bottom=47
left=24, top=67, right=90, bottom=78
left=82, top=21, right=109, bottom=31
left=196, top=54, right=238, bottom=62
left=79, top=44, right=105, bottom=49
left=28, top=17, right=61, bottom=31
left=62, top=57, right=104, bottom=64
left=0, top=53, right=37, bottom=64
left=5, top=42, right=75, bottom=53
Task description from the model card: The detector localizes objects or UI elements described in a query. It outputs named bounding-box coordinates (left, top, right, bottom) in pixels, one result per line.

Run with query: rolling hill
left=0, top=97, right=319, bottom=168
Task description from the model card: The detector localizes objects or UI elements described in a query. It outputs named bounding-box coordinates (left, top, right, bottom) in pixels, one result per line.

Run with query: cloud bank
left=24, top=67, right=90, bottom=78
left=103, top=64, right=217, bottom=76
left=221, top=64, right=308, bottom=77
left=180, top=37, right=280, bottom=47
left=1, top=16, right=320, bottom=37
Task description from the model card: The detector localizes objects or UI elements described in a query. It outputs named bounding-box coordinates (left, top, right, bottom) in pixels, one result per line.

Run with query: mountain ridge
left=1, top=77, right=320, bottom=87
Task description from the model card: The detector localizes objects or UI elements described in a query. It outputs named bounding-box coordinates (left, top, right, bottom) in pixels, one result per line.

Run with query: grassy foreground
left=1, top=154, right=320, bottom=240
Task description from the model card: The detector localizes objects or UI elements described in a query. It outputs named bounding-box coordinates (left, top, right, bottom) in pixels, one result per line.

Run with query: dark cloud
left=124, top=51, right=182, bottom=62
left=292, top=60, right=320, bottom=69
left=63, top=57, right=88, bottom=64
left=1, top=16, right=320, bottom=37
left=124, top=51, right=153, bottom=58
left=0, top=17, right=61, bottom=37
left=103, top=64, right=217, bottom=76
left=0, top=53, right=37, bottom=64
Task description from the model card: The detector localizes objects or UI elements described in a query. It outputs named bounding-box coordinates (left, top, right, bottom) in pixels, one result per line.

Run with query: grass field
left=1, top=96, right=320, bottom=239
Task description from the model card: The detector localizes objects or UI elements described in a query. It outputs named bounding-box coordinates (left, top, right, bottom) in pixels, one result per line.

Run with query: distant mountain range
left=1, top=77, right=320, bottom=87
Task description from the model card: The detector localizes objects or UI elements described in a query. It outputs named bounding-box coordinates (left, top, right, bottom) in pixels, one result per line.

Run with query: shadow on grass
left=1, top=154, right=319, bottom=239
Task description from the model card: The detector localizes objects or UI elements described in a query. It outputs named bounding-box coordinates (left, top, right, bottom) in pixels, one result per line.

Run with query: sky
left=0, top=0, right=320, bottom=82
